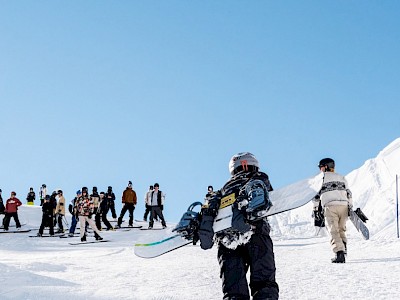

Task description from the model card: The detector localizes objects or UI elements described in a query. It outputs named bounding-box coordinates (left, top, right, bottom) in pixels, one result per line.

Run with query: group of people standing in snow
left=1, top=181, right=168, bottom=242
left=1, top=154, right=353, bottom=300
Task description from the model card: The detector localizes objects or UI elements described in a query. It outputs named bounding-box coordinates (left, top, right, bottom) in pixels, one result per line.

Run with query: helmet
left=42, top=184, right=46, bottom=188
left=82, top=187, right=88, bottom=193
left=76, top=190, right=81, bottom=195
left=57, top=190, right=63, bottom=194
left=229, top=152, right=259, bottom=175
left=93, top=186, right=97, bottom=192
left=318, top=158, right=335, bottom=170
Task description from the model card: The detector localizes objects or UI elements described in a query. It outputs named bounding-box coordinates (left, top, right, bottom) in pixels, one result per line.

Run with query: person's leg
left=218, top=244, right=250, bottom=300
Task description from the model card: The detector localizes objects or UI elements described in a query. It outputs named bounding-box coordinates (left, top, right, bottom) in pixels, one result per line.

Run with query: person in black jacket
left=37, top=195, right=55, bottom=236
left=105, top=186, right=117, bottom=220
left=0, top=189, right=5, bottom=224
left=197, top=152, right=279, bottom=300
left=26, top=187, right=35, bottom=205
left=99, top=191, right=114, bottom=230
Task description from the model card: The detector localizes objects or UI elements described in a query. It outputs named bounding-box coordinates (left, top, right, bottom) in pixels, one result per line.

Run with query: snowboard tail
left=349, top=209, right=369, bottom=240
left=134, top=234, right=191, bottom=258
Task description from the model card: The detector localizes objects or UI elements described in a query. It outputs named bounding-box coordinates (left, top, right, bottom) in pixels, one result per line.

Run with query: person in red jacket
left=3, top=191, right=22, bottom=230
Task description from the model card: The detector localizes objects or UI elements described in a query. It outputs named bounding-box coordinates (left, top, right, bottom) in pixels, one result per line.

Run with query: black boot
left=343, top=242, right=347, bottom=255
left=81, top=235, right=86, bottom=242
left=331, top=251, right=345, bottom=263
left=95, top=233, right=103, bottom=241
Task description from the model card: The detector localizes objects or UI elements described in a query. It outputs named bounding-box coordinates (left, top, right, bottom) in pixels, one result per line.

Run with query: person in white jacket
left=146, top=183, right=166, bottom=229
left=314, top=158, right=352, bottom=263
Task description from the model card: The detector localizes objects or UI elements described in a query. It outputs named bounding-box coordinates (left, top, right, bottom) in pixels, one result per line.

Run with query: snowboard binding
left=173, top=201, right=203, bottom=240
left=238, top=179, right=272, bottom=221
left=355, top=208, right=368, bottom=223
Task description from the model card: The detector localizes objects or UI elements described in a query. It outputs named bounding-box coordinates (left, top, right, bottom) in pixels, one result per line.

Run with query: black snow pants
left=39, top=214, right=54, bottom=235
left=217, top=222, right=279, bottom=300
left=118, top=203, right=135, bottom=226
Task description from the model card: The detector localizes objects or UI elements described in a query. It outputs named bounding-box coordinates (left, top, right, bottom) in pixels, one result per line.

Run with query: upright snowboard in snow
left=134, top=175, right=323, bottom=258
left=349, top=209, right=369, bottom=240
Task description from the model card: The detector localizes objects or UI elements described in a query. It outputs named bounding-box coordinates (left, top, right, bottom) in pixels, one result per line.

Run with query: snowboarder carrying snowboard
left=196, top=152, right=279, bottom=300
left=314, top=158, right=353, bottom=263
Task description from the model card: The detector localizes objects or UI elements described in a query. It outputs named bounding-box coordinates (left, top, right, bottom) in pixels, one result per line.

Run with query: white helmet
left=228, top=152, right=259, bottom=175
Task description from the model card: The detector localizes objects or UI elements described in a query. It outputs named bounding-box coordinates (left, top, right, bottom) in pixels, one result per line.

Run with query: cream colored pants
left=79, top=215, right=102, bottom=239
left=324, top=205, right=348, bottom=253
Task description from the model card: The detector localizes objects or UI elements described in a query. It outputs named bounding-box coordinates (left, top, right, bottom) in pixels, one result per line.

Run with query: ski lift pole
left=396, top=174, right=399, bottom=239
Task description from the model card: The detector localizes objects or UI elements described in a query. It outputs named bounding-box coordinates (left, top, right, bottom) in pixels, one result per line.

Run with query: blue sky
left=1, top=1, right=399, bottom=221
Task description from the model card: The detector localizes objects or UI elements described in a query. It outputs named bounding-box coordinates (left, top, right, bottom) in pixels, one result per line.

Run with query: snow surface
left=1, top=138, right=400, bottom=300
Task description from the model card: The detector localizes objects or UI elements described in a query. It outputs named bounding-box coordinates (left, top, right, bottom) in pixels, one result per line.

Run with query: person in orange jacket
left=117, top=181, right=137, bottom=228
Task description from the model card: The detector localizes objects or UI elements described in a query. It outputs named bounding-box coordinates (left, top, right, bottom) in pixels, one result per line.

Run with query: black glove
left=192, top=230, right=199, bottom=245
left=160, top=205, right=164, bottom=211
left=198, top=215, right=215, bottom=250
left=314, top=210, right=323, bottom=221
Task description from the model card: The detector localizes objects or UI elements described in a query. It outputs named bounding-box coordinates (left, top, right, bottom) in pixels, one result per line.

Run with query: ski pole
left=63, top=215, right=69, bottom=227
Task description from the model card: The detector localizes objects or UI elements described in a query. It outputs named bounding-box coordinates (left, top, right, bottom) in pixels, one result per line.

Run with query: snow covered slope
left=1, top=138, right=400, bottom=300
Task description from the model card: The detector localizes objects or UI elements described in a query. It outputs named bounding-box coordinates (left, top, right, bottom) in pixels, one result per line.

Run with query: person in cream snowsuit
left=314, top=158, right=353, bottom=263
